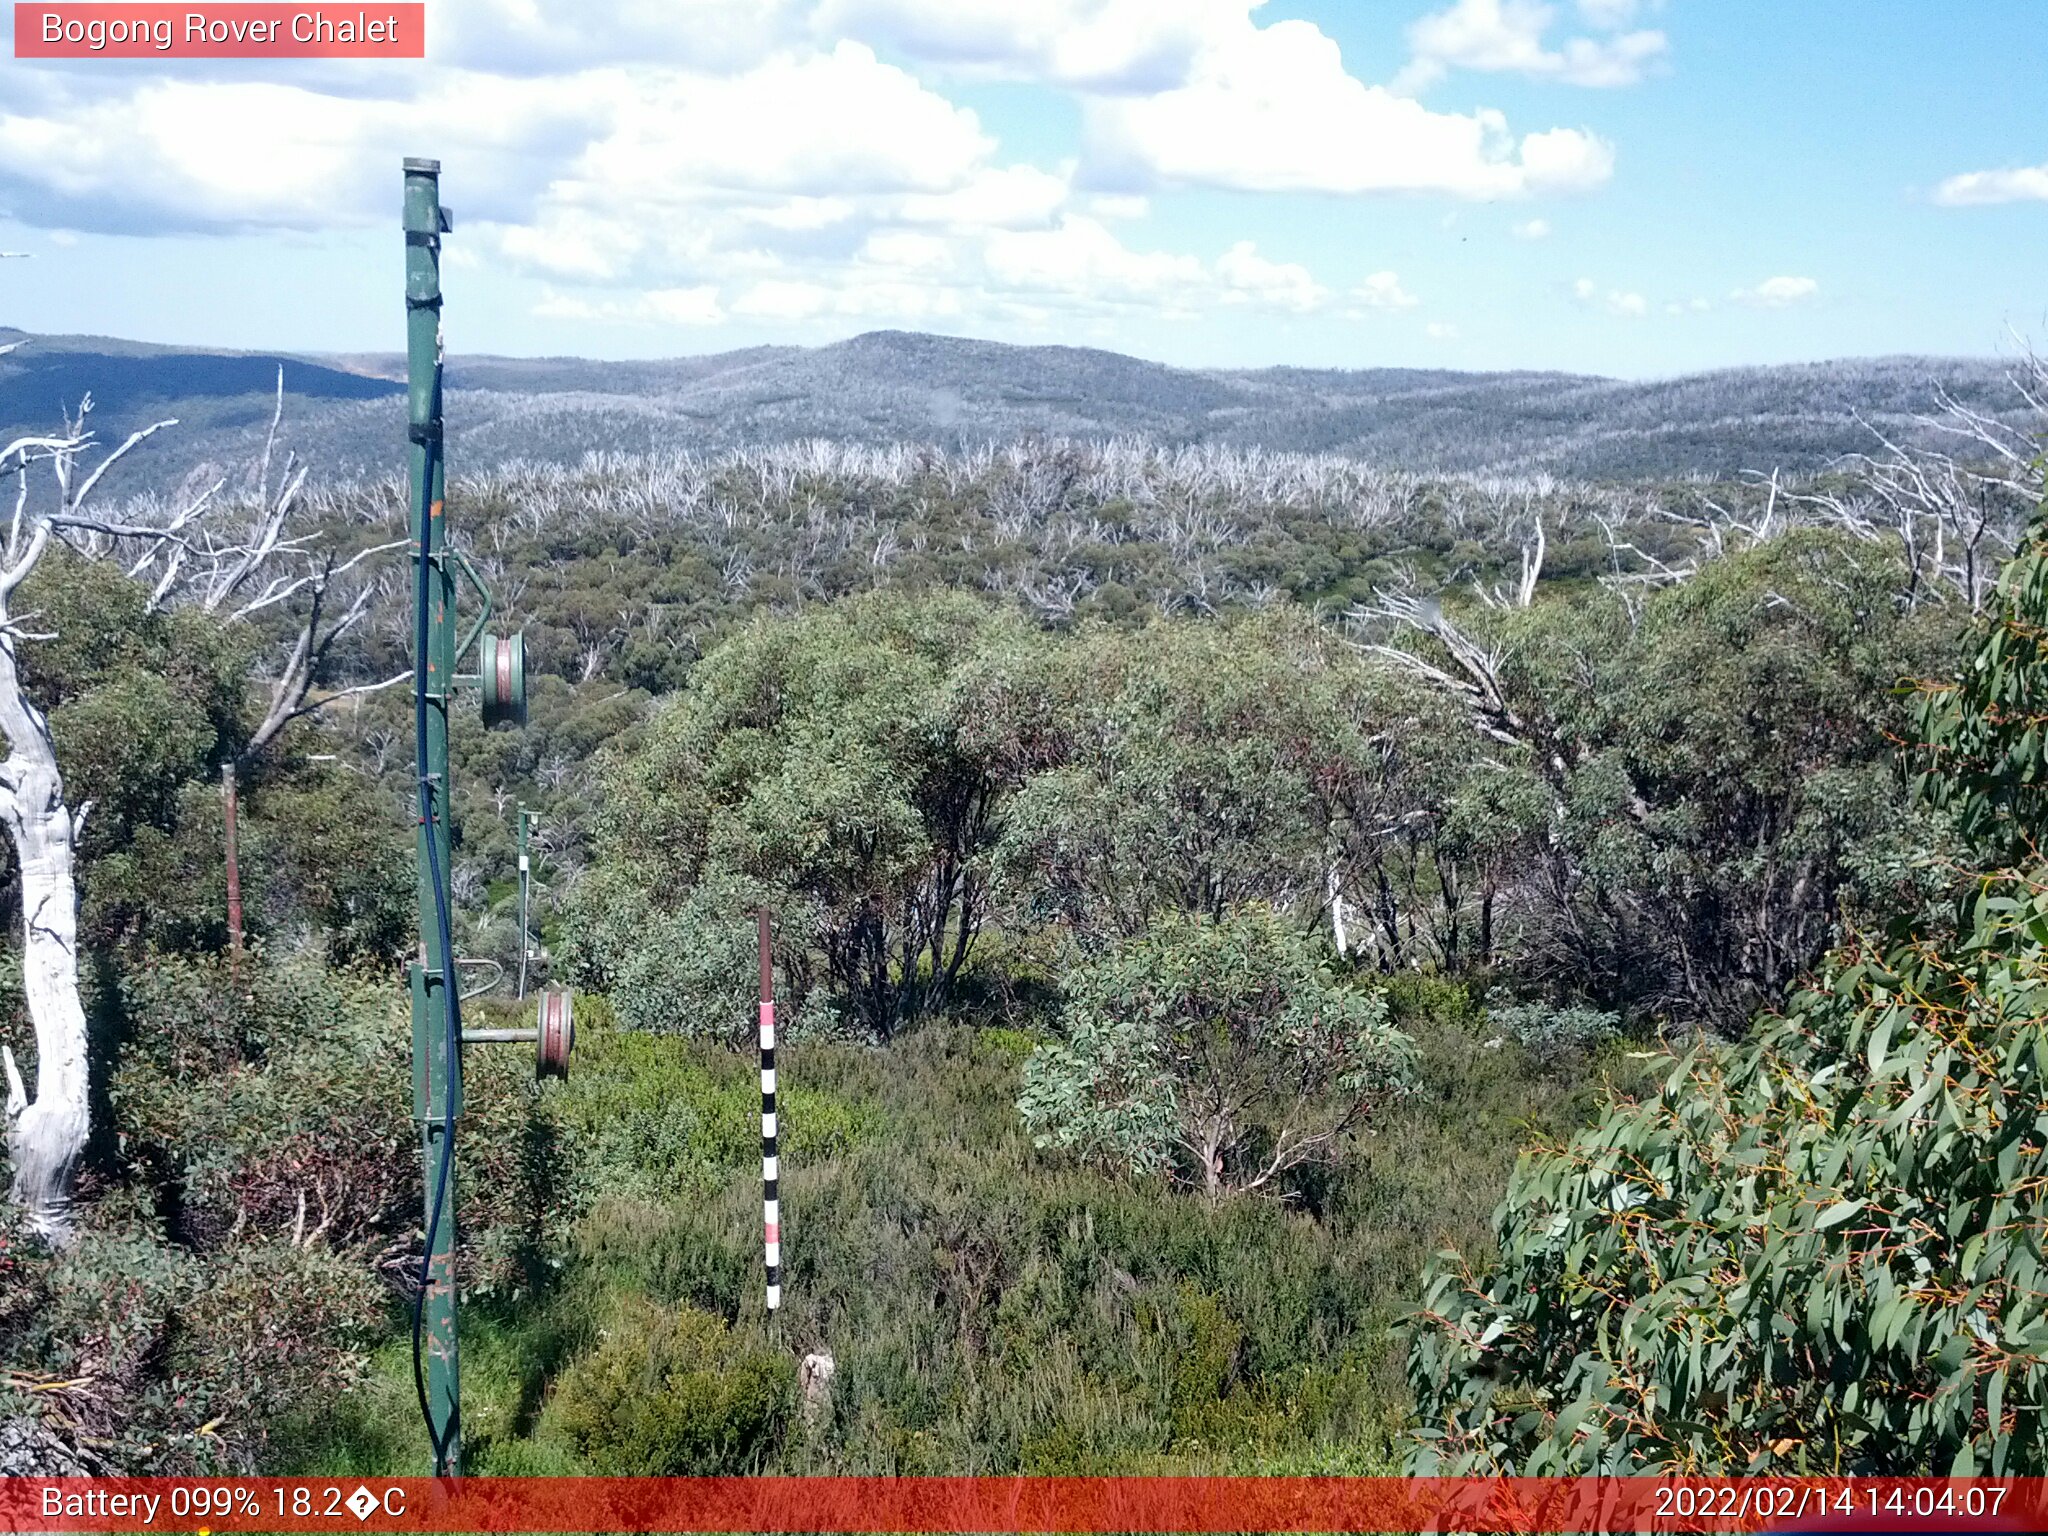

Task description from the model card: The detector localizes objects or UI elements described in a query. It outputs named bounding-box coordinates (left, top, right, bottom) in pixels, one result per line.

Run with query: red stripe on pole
left=765, top=1222, right=780, bottom=1241
left=4, top=1478, right=2043, bottom=1532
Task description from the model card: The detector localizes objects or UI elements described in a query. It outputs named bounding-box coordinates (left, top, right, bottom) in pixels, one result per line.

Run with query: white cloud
left=0, top=1, right=1629, bottom=343
left=730, top=273, right=968, bottom=322
left=1087, top=193, right=1152, bottom=220
left=975, top=218, right=1341, bottom=317
left=1575, top=0, right=1659, bottom=29
left=1086, top=18, right=1614, bottom=198
left=1663, top=296, right=1711, bottom=315
left=1732, top=275, right=1819, bottom=307
left=1513, top=217, right=1551, bottom=239
left=1573, top=276, right=1646, bottom=315
left=739, top=197, right=860, bottom=232
left=1396, top=0, right=1667, bottom=93
left=984, top=215, right=1206, bottom=300
left=535, top=284, right=726, bottom=325
left=1216, top=241, right=1327, bottom=311
left=0, top=43, right=987, bottom=236
left=731, top=279, right=837, bottom=319
left=1426, top=321, right=1458, bottom=339
left=861, top=229, right=955, bottom=270
left=572, top=44, right=991, bottom=198
left=1934, top=164, right=2048, bottom=206
left=645, top=286, right=729, bottom=324
left=432, top=0, right=805, bottom=74
left=495, top=214, right=631, bottom=282
left=895, top=164, right=1070, bottom=229
left=813, top=0, right=1248, bottom=93
left=0, top=73, right=601, bottom=232
left=1349, top=271, right=1420, bottom=311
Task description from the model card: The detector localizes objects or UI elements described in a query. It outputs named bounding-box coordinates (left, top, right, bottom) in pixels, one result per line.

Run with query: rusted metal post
left=222, top=761, right=242, bottom=965
left=516, top=806, right=534, bottom=999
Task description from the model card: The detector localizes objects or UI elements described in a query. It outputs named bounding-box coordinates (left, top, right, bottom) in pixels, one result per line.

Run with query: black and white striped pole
left=759, top=908, right=780, bottom=1313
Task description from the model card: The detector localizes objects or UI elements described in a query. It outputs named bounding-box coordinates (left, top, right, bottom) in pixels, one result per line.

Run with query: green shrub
left=1409, top=929, right=2048, bottom=1474
left=1019, top=907, right=1415, bottom=1198
left=550, top=1016, right=879, bottom=1208
left=1407, top=506, right=2048, bottom=1476
left=545, top=1295, right=794, bottom=1473
left=111, top=950, right=415, bottom=1252
left=0, top=1202, right=380, bottom=1473
left=1481, top=990, right=1620, bottom=1064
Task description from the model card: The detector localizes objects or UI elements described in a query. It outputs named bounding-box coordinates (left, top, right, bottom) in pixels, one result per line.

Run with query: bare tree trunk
left=0, top=386, right=390, bottom=1246
left=0, top=633, right=89, bottom=1246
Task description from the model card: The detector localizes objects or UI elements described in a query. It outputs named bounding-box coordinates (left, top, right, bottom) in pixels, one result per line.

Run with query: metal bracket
left=454, top=957, right=503, bottom=1002
left=450, top=548, right=494, bottom=668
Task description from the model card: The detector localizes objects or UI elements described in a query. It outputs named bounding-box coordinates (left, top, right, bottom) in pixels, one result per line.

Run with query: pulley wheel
left=479, top=631, right=527, bottom=728
left=536, top=986, right=573, bottom=1079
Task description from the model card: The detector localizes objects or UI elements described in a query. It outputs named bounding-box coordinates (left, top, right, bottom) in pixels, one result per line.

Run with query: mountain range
left=1, top=325, right=2031, bottom=489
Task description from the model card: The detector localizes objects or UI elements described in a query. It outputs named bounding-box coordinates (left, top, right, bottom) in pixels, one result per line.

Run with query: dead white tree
left=0, top=381, right=402, bottom=1243
left=0, top=406, right=191, bottom=1243
left=1476, top=513, right=1546, bottom=610
left=1350, top=588, right=1530, bottom=755
left=120, top=373, right=411, bottom=762
left=1788, top=393, right=2038, bottom=613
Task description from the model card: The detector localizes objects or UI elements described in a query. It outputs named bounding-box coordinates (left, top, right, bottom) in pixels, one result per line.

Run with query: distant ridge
left=0, top=326, right=2029, bottom=487
left=0, top=326, right=403, bottom=449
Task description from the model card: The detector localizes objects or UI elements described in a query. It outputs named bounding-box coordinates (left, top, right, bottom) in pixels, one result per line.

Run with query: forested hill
left=0, top=324, right=2029, bottom=486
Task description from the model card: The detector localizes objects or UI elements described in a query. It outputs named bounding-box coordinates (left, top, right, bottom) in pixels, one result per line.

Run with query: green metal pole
left=404, top=155, right=461, bottom=1477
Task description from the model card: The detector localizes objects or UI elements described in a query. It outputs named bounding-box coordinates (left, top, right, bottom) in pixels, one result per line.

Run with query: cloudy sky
left=0, top=0, right=2042, bottom=375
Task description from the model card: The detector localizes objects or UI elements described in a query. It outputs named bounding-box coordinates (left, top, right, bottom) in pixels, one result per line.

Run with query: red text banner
left=1, top=1478, right=2044, bottom=1534
left=14, top=5, right=425, bottom=58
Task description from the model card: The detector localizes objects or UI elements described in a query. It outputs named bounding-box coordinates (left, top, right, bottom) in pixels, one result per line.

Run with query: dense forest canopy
left=0, top=360, right=2043, bottom=1476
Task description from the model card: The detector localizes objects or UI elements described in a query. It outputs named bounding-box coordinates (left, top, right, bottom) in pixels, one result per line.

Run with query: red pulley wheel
left=479, top=631, right=527, bottom=728
left=536, top=986, right=573, bottom=1079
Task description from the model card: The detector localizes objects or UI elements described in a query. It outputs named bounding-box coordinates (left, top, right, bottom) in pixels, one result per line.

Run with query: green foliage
left=0, top=549, right=248, bottom=950
left=0, top=1197, right=381, bottom=1473
left=569, top=869, right=838, bottom=1043
left=1914, top=514, right=2048, bottom=864
left=1497, top=530, right=1950, bottom=1027
left=1, top=427, right=1992, bottom=1481
left=1407, top=512, right=2048, bottom=1475
left=1409, top=927, right=2048, bottom=1474
left=993, top=612, right=1455, bottom=948
left=546, top=1001, right=879, bottom=1208
left=544, top=1295, right=794, bottom=1474
left=239, top=763, right=414, bottom=966
left=1482, top=990, right=1620, bottom=1064
left=111, top=951, right=415, bottom=1251
left=1019, top=907, right=1415, bottom=1198
left=573, top=592, right=1036, bottom=1037
left=281, top=998, right=1626, bottom=1477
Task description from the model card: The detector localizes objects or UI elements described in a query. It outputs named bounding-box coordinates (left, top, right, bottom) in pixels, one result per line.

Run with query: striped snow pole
left=759, top=908, right=780, bottom=1312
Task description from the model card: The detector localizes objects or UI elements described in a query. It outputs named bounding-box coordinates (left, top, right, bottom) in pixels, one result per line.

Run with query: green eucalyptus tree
left=1408, top=503, right=2048, bottom=1475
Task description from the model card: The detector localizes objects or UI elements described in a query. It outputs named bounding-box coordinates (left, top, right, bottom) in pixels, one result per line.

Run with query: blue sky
left=0, top=0, right=2042, bottom=376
